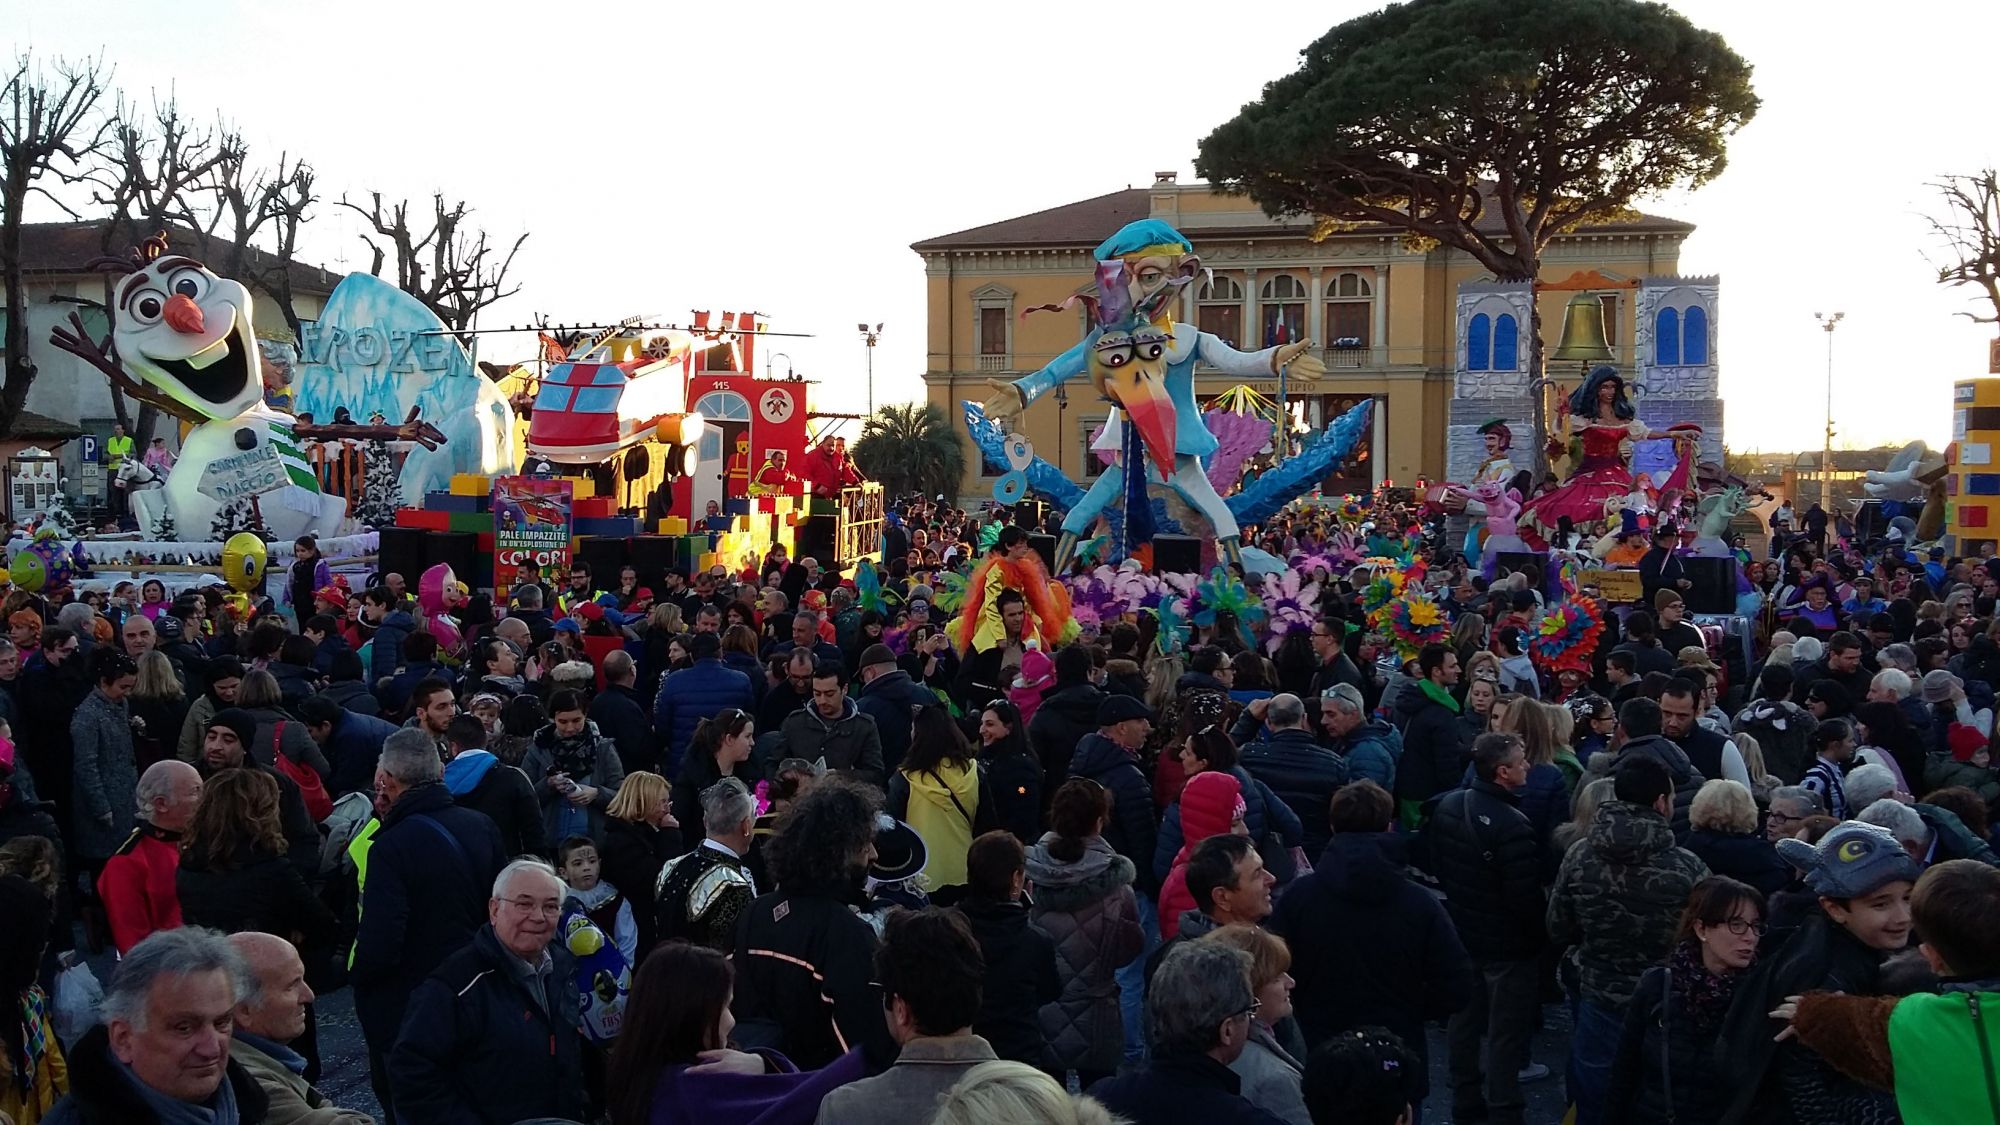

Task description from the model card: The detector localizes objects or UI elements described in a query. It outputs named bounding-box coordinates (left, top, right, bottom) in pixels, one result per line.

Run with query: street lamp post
left=1814, top=311, right=1844, bottom=513
left=857, top=323, right=882, bottom=417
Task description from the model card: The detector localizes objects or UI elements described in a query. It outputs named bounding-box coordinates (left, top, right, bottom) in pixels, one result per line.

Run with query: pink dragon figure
left=1467, top=479, right=1523, bottom=540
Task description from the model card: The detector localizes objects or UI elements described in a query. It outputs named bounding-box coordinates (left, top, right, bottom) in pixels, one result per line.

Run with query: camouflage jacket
left=1546, top=800, right=1709, bottom=1008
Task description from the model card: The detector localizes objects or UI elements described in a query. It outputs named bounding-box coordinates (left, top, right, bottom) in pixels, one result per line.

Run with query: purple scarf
left=1668, top=940, right=1741, bottom=1034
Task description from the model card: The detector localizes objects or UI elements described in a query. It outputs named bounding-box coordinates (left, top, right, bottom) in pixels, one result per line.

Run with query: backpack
left=319, top=791, right=374, bottom=876
left=270, top=720, right=334, bottom=822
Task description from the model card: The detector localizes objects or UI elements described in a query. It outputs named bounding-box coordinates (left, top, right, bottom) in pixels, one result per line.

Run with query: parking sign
left=79, top=435, right=99, bottom=463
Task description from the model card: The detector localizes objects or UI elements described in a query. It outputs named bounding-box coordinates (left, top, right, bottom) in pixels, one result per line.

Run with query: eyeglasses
left=1719, top=918, right=1767, bottom=937
left=1766, top=811, right=1804, bottom=825
left=497, top=896, right=561, bottom=918
left=1233, top=999, right=1263, bottom=1021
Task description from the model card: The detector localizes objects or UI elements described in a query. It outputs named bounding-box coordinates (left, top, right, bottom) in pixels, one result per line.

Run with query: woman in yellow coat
left=886, top=707, right=997, bottom=894
left=0, top=874, right=66, bottom=1125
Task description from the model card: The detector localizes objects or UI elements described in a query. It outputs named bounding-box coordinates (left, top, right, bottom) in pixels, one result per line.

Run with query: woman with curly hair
left=175, top=768, right=335, bottom=948
left=1519, top=365, right=1695, bottom=541
left=730, top=776, right=895, bottom=1069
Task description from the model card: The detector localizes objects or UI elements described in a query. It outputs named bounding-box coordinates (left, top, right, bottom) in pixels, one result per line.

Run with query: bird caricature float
left=51, top=236, right=347, bottom=541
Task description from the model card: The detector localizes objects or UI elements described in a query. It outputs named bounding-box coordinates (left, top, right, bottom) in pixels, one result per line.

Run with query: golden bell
left=1551, top=292, right=1615, bottom=364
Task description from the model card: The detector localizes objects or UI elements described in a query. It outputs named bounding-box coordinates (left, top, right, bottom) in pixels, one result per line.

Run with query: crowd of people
left=0, top=491, right=1997, bottom=1125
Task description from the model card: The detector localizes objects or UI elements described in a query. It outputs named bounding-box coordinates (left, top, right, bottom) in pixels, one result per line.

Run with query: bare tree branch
left=0, top=52, right=114, bottom=439
left=340, top=190, right=526, bottom=337
left=1924, top=170, right=2000, bottom=326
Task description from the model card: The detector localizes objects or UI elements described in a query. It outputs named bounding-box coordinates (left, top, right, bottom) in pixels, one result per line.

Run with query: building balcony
left=1325, top=341, right=1367, bottom=369
left=976, top=354, right=1009, bottom=373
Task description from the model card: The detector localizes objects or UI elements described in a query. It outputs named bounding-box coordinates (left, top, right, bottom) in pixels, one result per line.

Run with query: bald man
left=99, top=760, right=202, bottom=953
left=228, top=932, right=374, bottom=1124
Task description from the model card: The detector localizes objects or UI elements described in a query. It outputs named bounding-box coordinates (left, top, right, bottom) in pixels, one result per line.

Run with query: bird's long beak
left=1107, top=367, right=1177, bottom=480
left=164, top=294, right=206, bottom=336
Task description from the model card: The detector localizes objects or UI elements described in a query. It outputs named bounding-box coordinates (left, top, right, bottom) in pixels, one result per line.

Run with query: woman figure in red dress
left=1519, top=365, right=1694, bottom=543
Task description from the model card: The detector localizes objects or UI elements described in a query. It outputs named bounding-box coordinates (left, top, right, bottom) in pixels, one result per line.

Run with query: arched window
left=1492, top=314, right=1519, bottom=371
left=1198, top=275, right=1244, bottom=346
left=1327, top=272, right=1374, bottom=358
left=693, top=390, right=751, bottom=460
left=1467, top=313, right=1492, bottom=372
left=1682, top=306, right=1709, bottom=365
left=1261, top=275, right=1306, bottom=346
left=1655, top=308, right=1682, bottom=366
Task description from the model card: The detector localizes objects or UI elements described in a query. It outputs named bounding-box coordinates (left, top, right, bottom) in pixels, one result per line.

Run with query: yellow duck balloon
left=221, top=533, right=267, bottom=593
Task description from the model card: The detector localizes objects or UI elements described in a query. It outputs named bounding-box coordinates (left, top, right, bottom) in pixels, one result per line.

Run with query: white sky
left=10, top=0, right=1997, bottom=453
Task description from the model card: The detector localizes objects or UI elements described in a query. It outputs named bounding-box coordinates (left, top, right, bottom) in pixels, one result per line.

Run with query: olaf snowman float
left=51, top=237, right=348, bottom=541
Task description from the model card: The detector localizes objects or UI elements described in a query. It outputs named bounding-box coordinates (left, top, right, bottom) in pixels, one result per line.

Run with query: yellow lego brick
left=570, top=477, right=596, bottom=500
left=449, top=473, right=489, bottom=497
left=660, top=517, right=687, bottom=535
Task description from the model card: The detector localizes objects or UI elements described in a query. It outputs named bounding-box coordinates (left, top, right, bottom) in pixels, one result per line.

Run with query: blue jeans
left=1114, top=891, right=1160, bottom=1061
left=1567, top=998, right=1623, bottom=1125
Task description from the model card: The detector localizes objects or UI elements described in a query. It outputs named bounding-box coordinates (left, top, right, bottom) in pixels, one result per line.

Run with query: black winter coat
left=1067, top=733, right=1160, bottom=896
left=1269, top=831, right=1471, bottom=1100
left=176, top=843, right=337, bottom=949
left=979, top=746, right=1043, bottom=846
left=1027, top=682, right=1104, bottom=801
left=855, top=667, right=933, bottom=775
left=601, top=814, right=682, bottom=957
left=350, top=782, right=507, bottom=1048
left=589, top=681, right=660, bottom=775
left=1090, top=1053, right=1289, bottom=1125
left=1427, top=779, right=1548, bottom=960
left=1600, top=735, right=1703, bottom=839
left=451, top=757, right=548, bottom=859
left=1607, top=961, right=1742, bottom=1125
left=1239, top=728, right=1347, bottom=860
left=732, top=883, right=897, bottom=1070
left=42, top=1026, right=271, bottom=1125
left=958, top=894, right=1061, bottom=1072
left=1685, top=829, right=1792, bottom=897
left=317, top=678, right=383, bottom=718
left=1392, top=684, right=1469, bottom=806
left=390, top=924, right=586, bottom=1125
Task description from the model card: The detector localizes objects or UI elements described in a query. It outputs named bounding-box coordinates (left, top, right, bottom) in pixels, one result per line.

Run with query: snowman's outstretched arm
left=49, top=311, right=203, bottom=423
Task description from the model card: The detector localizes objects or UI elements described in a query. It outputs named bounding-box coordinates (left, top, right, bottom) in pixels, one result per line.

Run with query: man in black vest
left=1658, top=678, right=1745, bottom=788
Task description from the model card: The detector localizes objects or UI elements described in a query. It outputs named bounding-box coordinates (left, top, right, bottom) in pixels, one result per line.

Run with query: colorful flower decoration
left=1260, top=570, right=1322, bottom=654
left=1192, top=566, right=1266, bottom=649
left=1529, top=596, right=1605, bottom=675
left=1153, top=594, right=1192, bottom=655
left=930, top=568, right=970, bottom=615
left=1370, top=589, right=1448, bottom=660
left=1358, top=562, right=1408, bottom=616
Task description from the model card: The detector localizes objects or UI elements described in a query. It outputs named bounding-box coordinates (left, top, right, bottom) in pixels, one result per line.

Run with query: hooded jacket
left=887, top=757, right=989, bottom=889
left=444, top=748, right=548, bottom=858
left=1157, top=772, right=1244, bottom=939
left=1547, top=800, right=1710, bottom=1008
left=958, top=894, right=1061, bottom=1072
left=1026, top=681, right=1105, bottom=798
left=1336, top=717, right=1401, bottom=793
left=1591, top=734, right=1703, bottom=839
left=317, top=707, right=399, bottom=798
left=316, top=678, right=382, bottom=718
left=855, top=667, right=934, bottom=775
left=778, top=697, right=884, bottom=786
left=366, top=609, right=415, bottom=689
left=1154, top=766, right=1302, bottom=885
left=1733, top=697, right=1817, bottom=784
left=1024, top=833, right=1142, bottom=1076
left=1392, top=679, right=1469, bottom=808
left=1068, top=732, right=1159, bottom=896
left=1270, top=831, right=1469, bottom=1097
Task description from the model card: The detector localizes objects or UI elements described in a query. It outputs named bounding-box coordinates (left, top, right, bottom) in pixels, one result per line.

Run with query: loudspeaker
left=1154, top=535, right=1201, bottom=574
left=1494, top=552, right=1550, bottom=597
left=1682, top=556, right=1738, bottom=615
left=425, top=531, right=483, bottom=592
left=1013, top=500, right=1046, bottom=529
left=377, top=527, right=428, bottom=588
left=797, top=514, right=838, bottom=566
left=626, top=536, right=683, bottom=589
left=1027, top=533, right=1057, bottom=573
left=575, top=537, right=627, bottom=585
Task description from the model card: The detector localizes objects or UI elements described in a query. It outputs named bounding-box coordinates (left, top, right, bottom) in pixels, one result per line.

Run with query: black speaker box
left=797, top=514, right=838, bottom=567
left=1154, top=534, right=1201, bottom=574
left=1682, top=556, right=1738, bottom=615
left=1027, top=533, right=1057, bottom=573
left=426, top=531, right=484, bottom=591
left=575, top=537, right=627, bottom=586
left=626, top=536, right=684, bottom=589
left=376, top=527, right=429, bottom=589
